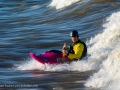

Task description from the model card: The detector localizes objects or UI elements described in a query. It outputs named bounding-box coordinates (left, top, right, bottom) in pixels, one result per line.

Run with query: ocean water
left=0, top=0, right=120, bottom=90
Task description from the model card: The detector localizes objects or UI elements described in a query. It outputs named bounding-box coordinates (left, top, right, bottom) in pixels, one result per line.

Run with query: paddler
left=62, top=30, right=87, bottom=61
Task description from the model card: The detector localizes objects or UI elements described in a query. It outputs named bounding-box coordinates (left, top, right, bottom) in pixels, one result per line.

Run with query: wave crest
left=49, top=0, right=84, bottom=9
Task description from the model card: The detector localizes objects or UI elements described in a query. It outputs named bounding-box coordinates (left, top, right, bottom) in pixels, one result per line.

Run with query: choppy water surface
left=0, top=0, right=120, bottom=90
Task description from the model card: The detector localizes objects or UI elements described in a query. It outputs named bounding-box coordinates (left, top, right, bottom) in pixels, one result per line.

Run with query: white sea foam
left=16, top=59, right=95, bottom=72
left=16, top=58, right=46, bottom=71
left=85, top=11, right=120, bottom=89
left=49, top=0, right=84, bottom=9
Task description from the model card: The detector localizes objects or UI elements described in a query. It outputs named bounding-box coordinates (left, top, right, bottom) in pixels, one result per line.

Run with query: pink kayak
left=30, top=50, right=66, bottom=64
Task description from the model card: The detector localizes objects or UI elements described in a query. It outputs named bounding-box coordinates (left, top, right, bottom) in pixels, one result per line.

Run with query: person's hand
left=63, top=47, right=69, bottom=51
left=62, top=49, right=67, bottom=57
left=62, top=49, right=66, bottom=54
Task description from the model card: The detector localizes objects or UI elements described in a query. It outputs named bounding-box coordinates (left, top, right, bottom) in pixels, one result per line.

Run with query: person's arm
left=68, top=43, right=84, bottom=60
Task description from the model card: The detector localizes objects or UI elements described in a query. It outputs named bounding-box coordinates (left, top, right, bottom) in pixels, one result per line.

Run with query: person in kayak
left=62, top=30, right=87, bottom=61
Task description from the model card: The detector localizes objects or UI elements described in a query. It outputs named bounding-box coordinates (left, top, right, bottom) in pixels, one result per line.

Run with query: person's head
left=70, top=30, right=79, bottom=43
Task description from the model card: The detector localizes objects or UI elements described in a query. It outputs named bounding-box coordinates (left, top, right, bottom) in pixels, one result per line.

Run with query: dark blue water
left=0, top=0, right=120, bottom=90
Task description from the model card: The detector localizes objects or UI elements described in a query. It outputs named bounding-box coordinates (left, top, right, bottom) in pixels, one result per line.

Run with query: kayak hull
left=30, top=50, right=64, bottom=64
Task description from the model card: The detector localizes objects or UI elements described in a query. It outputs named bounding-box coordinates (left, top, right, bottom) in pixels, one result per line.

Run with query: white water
left=49, top=0, right=85, bottom=9
left=16, top=58, right=95, bottom=72
left=16, top=10, right=120, bottom=90
left=85, top=11, right=120, bottom=89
